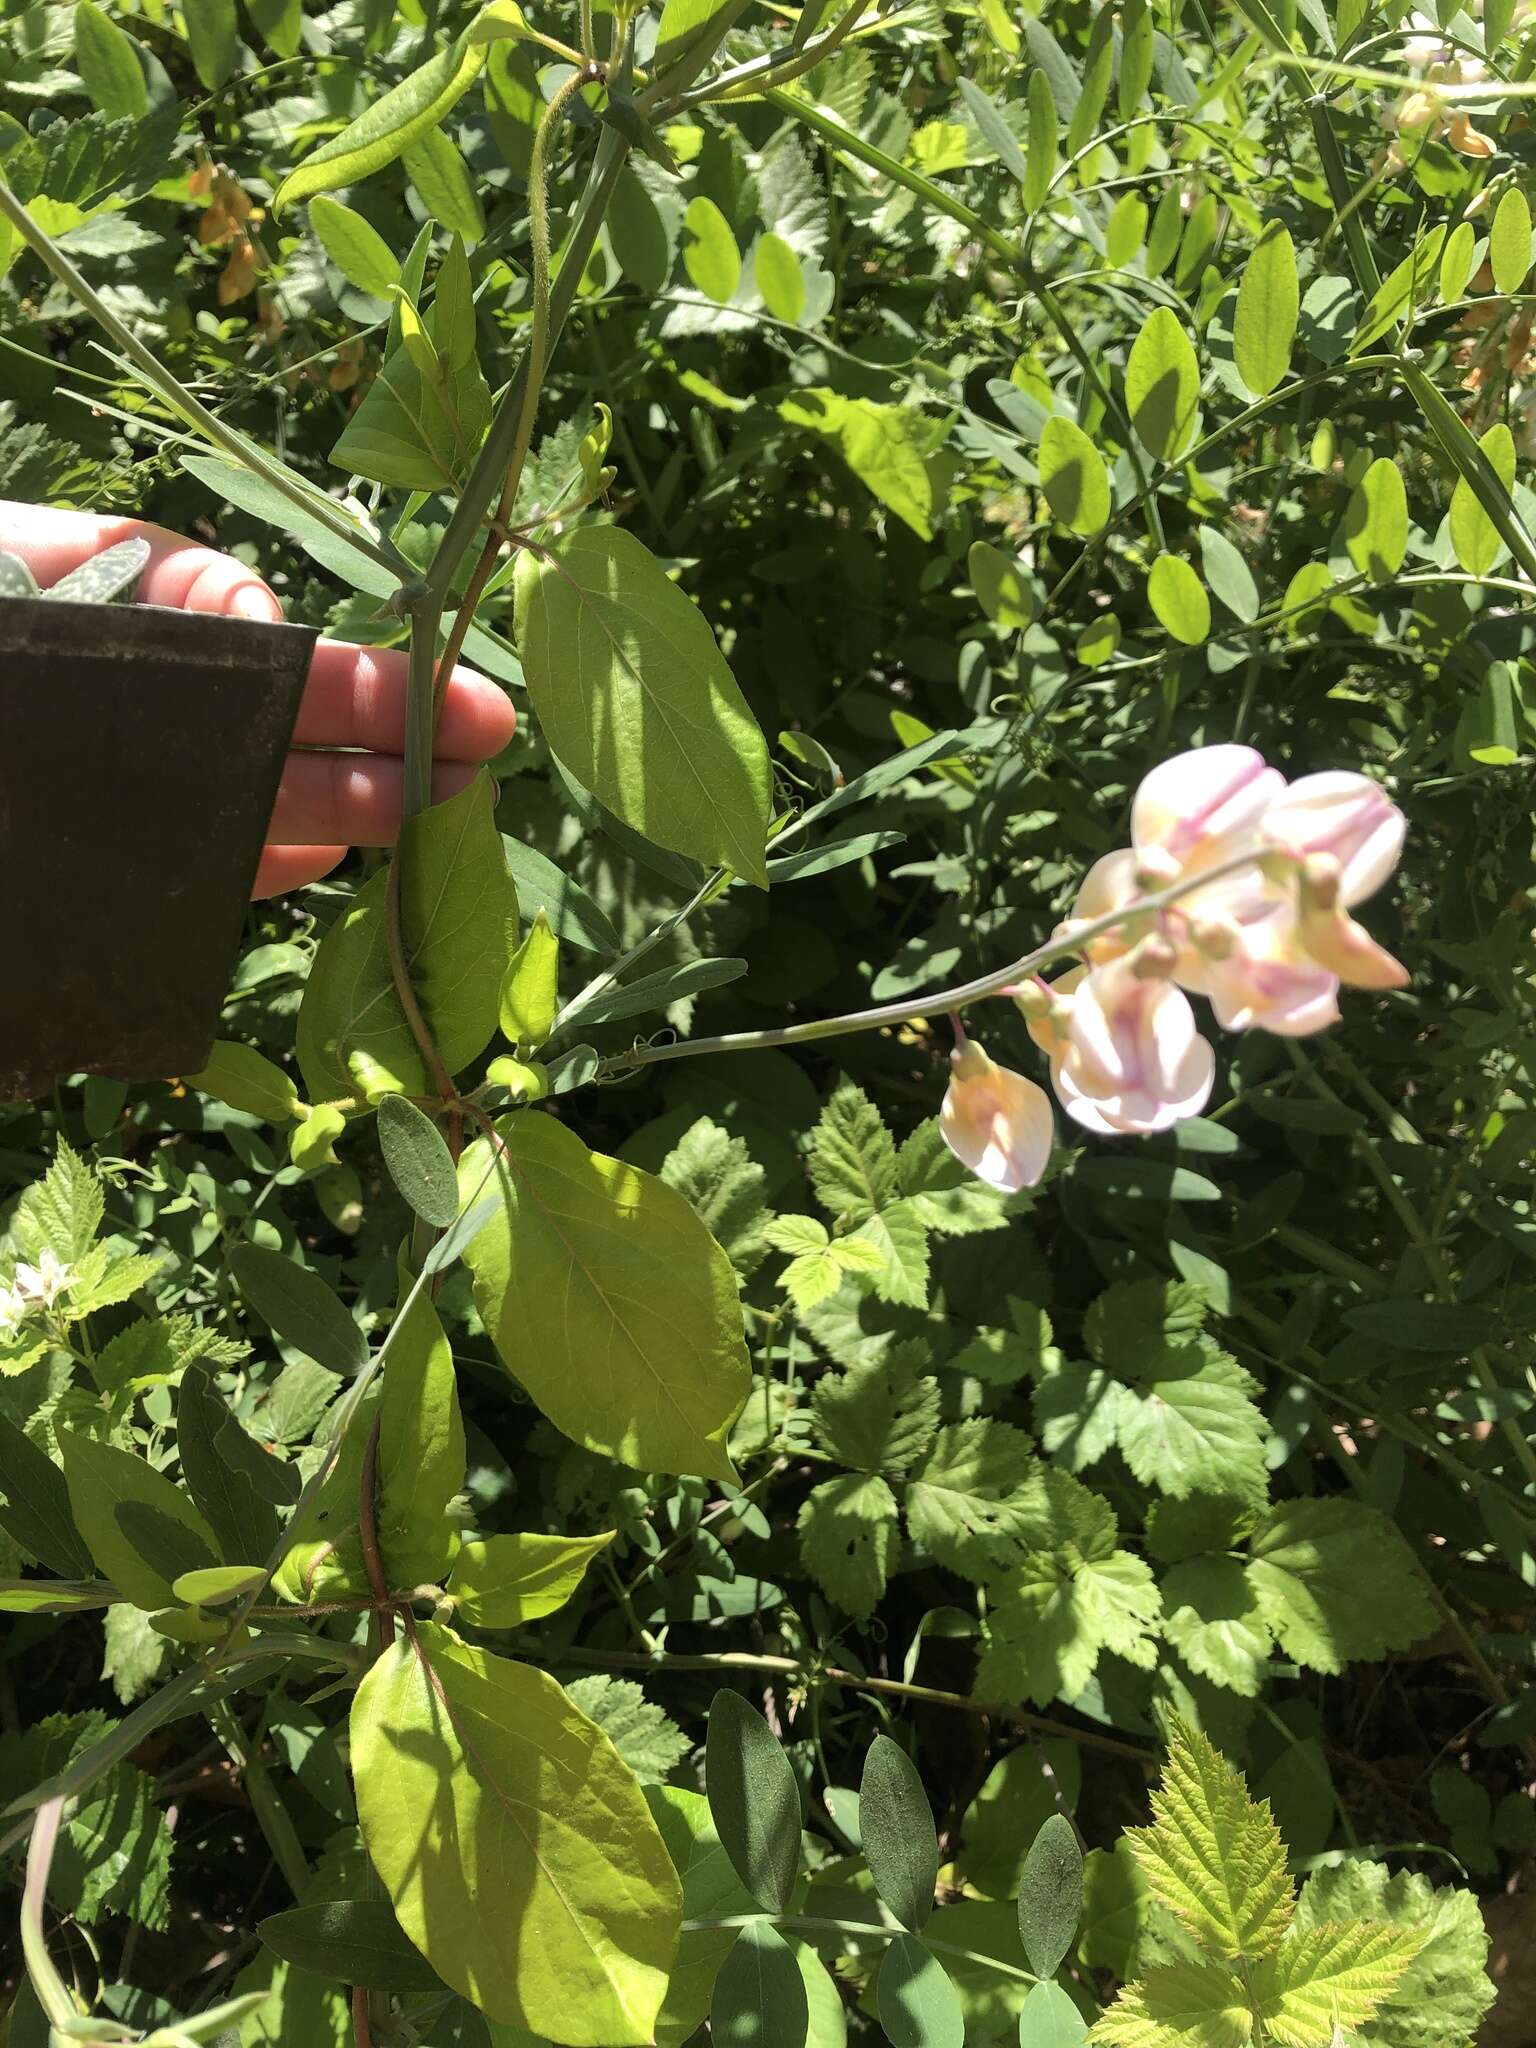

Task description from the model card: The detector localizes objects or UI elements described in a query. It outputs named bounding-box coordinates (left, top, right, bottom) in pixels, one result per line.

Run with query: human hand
left=0, top=503, right=517, bottom=898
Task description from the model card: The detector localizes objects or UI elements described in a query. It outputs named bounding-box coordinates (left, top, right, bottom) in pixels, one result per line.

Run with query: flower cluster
left=1380, top=11, right=1515, bottom=165
left=0, top=1248, right=74, bottom=1342
left=941, top=746, right=1408, bottom=1193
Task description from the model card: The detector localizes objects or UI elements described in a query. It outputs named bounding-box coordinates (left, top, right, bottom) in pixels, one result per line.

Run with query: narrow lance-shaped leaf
left=376, top=1094, right=460, bottom=1229
left=1018, top=1814, right=1085, bottom=1980
left=274, top=34, right=487, bottom=211
left=706, top=1690, right=802, bottom=1913
left=229, top=1243, right=369, bottom=1374
left=1023, top=69, right=1058, bottom=213
left=860, top=1736, right=940, bottom=1931
left=499, top=908, right=560, bottom=1049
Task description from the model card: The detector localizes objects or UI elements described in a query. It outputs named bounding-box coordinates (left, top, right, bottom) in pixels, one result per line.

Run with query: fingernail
left=232, top=583, right=282, bottom=621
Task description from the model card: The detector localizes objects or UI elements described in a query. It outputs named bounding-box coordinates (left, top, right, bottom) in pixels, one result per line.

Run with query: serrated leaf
left=811, top=1081, right=899, bottom=1221
left=1123, top=1721, right=1294, bottom=1961
left=13, top=1139, right=103, bottom=1264
left=798, top=1470, right=897, bottom=1616
left=1161, top=1557, right=1271, bottom=1696
left=1089, top=1959, right=1250, bottom=2047
left=811, top=1356, right=939, bottom=1475
left=861, top=1736, right=939, bottom=1931
left=706, top=1691, right=802, bottom=1914
left=903, top=1420, right=1038, bottom=1580
left=563, top=1673, right=690, bottom=1784
left=1245, top=1498, right=1436, bottom=1674
left=661, top=1118, right=769, bottom=1279
left=1253, top=1921, right=1426, bottom=2046
left=513, top=528, right=770, bottom=885
left=979, top=1546, right=1161, bottom=1707
left=1114, top=1368, right=1269, bottom=1503
left=1293, top=1859, right=1494, bottom=2048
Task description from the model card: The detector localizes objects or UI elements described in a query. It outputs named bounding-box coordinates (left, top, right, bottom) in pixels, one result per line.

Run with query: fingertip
left=250, top=844, right=346, bottom=898
left=233, top=581, right=284, bottom=623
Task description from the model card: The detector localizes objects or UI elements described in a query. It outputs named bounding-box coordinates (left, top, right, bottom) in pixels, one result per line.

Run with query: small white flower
left=0, top=1285, right=30, bottom=1342
left=12, top=1248, right=75, bottom=1309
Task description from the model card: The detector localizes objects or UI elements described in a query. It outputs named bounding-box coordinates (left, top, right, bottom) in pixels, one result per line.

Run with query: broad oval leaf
left=969, top=539, right=1036, bottom=628
left=1126, top=306, right=1201, bottom=461
left=460, top=1115, right=750, bottom=1481
left=445, top=1528, right=615, bottom=1627
left=184, top=0, right=240, bottom=92
left=1233, top=221, right=1298, bottom=398
left=58, top=1430, right=221, bottom=1610
left=1147, top=554, right=1211, bottom=644
left=351, top=1623, right=681, bottom=2043
left=1038, top=415, right=1110, bottom=535
left=187, top=1040, right=300, bottom=1124
left=258, top=1899, right=444, bottom=1995
left=1449, top=421, right=1516, bottom=577
left=376, top=1094, right=460, bottom=1229
left=710, top=1920, right=809, bottom=2048
left=755, top=230, right=806, bottom=324
left=1105, top=192, right=1148, bottom=268
left=706, top=1690, right=803, bottom=1914
left=297, top=771, right=519, bottom=1110
left=683, top=195, right=741, bottom=302
left=274, top=36, right=486, bottom=211
left=74, top=1, right=148, bottom=119
left=229, top=1242, right=369, bottom=1374
left=1343, top=457, right=1407, bottom=580
left=860, top=1735, right=939, bottom=1931
left=308, top=196, right=401, bottom=299
left=512, top=528, right=771, bottom=886
left=876, top=1934, right=964, bottom=2048
left=1018, top=1813, right=1084, bottom=1979
left=1439, top=220, right=1475, bottom=305
left=0, top=1413, right=95, bottom=1579
left=1018, top=1979, right=1089, bottom=2047
left=1490, top=185, right=1531, bottom=296
left=402, top=127, right=485, bottom=248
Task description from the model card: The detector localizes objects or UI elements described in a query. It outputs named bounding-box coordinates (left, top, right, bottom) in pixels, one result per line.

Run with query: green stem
left=0, top=177, right=406, bottom=580
left=209, top=1699, right=312, bottom=1899
left=1307, top=94, right=1384, bottom=296
left=550, top=864, right=729, bottom=1042
left=684, top=1912, right=1039, bottom=1983
left=609, top=846, right=1269, bottom=1070
left=764, top=88, right=1165, bottom=547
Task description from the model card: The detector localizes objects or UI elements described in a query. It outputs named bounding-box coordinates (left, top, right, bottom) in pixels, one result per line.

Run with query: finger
left=0, top=502, right=281, bottom=620
left=266, top=754, right=486, bottom=847
left=293, top=639, right=517, bottom=762
left=250, top=844, right=347, bottom=899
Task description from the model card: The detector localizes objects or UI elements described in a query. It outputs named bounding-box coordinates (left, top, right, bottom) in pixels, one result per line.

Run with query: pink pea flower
left=940, top=1040, right=1054, bottom=1192
left=1027, top=948, right=1216, bottom=1135
left=1261, top=772, right=1406, bottom=906
left=1190, top=905, right=1345, bottom=1036
left=1053, top=848, right=1143, bottom=962
left=1296, top=854, right=1410, bottom=990
left=1131, top=744, right=1285, bottom=887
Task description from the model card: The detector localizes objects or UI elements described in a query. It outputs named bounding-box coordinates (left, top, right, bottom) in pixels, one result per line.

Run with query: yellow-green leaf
left=1440, top=220, right=1476, bottom=305
left=58, top=1430, right=221, bottom=1610
left=1450, top=421, right=1516, bottom=578
left=1023, top=70, right=1057, bottom=214
left=1147, top=554, right=1211, bottom=644
left=1343, top=456, right=1407, bottom=580
left=1105, top=193, right=1148, bottom=268
left=683, top=195, right=740, bottom=303
left=445, top=1529, right=615, bottom=1626
left=1039, top=415, right=1111, bottom=535
left=297, top=772, right=519, bottom=1110
left=351, top=1623, right=682, bottom=2042
left=402, top=126, right=485, bottom=248
left=1126, top=307, right=1201, bottom=461
left=755, top=230, right=805, bottom=324
left=274, top=35, right=486, bottom=212
left=968, top=540, right=1035, bottom=629
left=1233, top=221, right=1298, bottom=398
left=183, top=0, right=240, bottom=91
left=309, top=196, right=401, bottom=299
left=1490, top=185, right=1531, bottom=296
left=460, top=1115, right=751, bottom=1481
left=512, top=528, right=771, bottom=885
left=500, top=908, right=560, bottom=1050
left=74, top=1, right=148, bottom=120
left=187, top=1041, right=301, bottom=1123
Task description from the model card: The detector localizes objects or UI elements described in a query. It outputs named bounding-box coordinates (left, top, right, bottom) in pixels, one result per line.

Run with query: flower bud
left=940, top=1041, right=1055, bottom=1192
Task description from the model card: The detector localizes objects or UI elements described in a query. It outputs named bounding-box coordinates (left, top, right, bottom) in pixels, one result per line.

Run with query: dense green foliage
left=0, top=0, right=1533, bottom=2042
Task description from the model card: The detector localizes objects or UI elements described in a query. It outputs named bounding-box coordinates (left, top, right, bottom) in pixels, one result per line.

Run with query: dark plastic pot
left=0, top=599, right=316, bottom=1101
